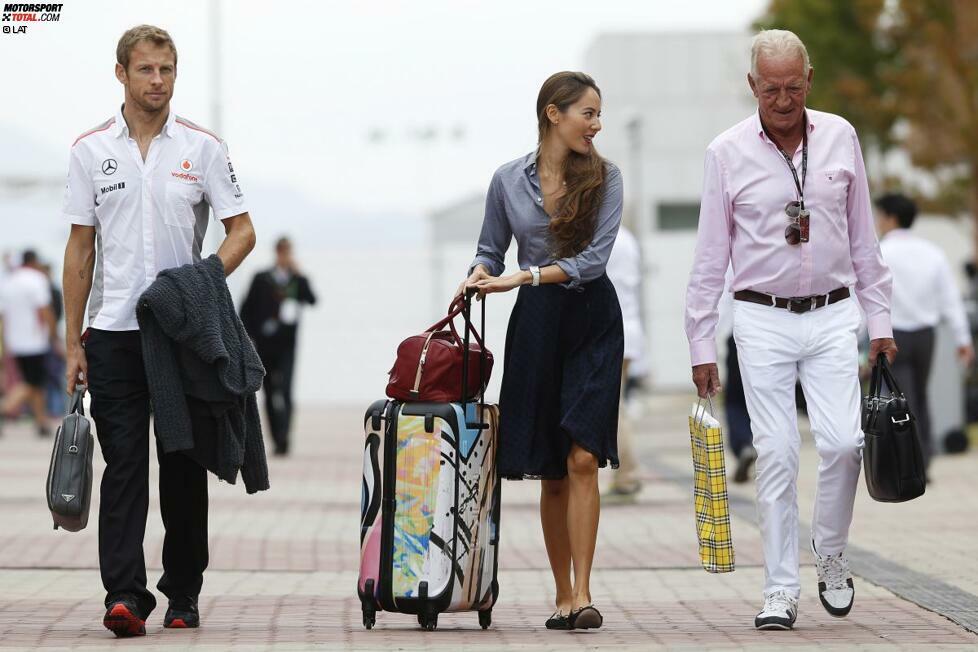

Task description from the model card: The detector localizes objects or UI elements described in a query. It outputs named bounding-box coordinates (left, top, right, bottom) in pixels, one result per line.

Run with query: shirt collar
left=112, top=104, right=126, bottom=138
left=161, top=109, right=177, bottom=138
left=754, top=108, right=816, bottom=144
left=522, top=150, right=542, bottom=191
left=112, top=104, right=177, bottom=139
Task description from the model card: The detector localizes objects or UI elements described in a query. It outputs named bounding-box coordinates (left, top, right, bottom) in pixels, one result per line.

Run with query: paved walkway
left=0, top=394, right=976, bottom=650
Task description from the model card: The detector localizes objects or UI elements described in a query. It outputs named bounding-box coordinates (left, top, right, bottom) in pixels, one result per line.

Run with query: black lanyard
left=763, top=120, right=808, bottom=209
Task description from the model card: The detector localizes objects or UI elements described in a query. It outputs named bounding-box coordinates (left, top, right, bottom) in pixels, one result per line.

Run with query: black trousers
left=260, top=344, right=296, bottom=454
left=85, top=329, right=210, bottom=617
left=724, top=335, right=754, bottom=456
left=891, top=327, right=936, bottom=470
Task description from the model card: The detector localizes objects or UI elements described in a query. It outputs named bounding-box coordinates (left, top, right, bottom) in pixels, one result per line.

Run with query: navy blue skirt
left=498, top=274, right=624, bottom=480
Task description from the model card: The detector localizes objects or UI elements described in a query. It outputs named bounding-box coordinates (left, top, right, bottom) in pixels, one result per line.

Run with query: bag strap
left=694, top=396, right=715, bottom=427
left=452, top=294, right=486, bottom=348
left=67, top=385, right=87, bottom=417
left=868, top=356, right=884, bottom=399
left=425, top=294, right=486, bottom=349
left=877, top=355, right=904, bottom=396
left=425, top=295, right=466, bottom=337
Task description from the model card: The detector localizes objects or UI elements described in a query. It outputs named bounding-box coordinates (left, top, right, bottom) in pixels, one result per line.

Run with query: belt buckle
left=788, top=297, right=815, bottom=314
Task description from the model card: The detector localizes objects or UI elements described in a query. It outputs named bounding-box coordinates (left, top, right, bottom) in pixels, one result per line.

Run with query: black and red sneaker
left=103, top=599, right=146, bottom=638
left=163, top=596, right=200, bottom=629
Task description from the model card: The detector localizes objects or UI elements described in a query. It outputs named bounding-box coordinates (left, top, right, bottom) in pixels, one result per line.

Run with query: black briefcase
left=46, top=386, right=95, bottom=531
left=860, top=357, right=926, bottom=502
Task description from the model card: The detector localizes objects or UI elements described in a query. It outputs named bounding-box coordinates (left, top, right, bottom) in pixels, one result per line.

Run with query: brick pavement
left=0, top=397, right=975, bottom=650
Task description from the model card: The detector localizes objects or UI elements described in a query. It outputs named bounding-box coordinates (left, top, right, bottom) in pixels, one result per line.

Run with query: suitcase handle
left=460, top=289, right=488, bottom=427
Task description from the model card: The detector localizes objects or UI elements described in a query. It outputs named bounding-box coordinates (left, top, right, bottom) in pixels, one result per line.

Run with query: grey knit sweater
left=137, top=255, right=269, bottom=494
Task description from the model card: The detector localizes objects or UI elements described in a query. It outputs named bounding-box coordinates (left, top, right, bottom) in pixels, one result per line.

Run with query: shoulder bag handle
left=67, top=385, right=87, bottom=417
left=424, top=294, right=486, bottom=349
left=877, top=355, right=904, bottom=397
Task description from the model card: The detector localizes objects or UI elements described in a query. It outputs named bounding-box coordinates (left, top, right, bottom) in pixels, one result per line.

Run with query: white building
left=583, top=31, right=755, bottom=389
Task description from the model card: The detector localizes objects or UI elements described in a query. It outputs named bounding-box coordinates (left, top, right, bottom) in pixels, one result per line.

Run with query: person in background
left=0, top=249, right=55, bottom=436
left=240, top=236, right=317, bottom=456
left=39, top=262, right=66, bottom=419
left=875, top=192, right=974, bottom=478
left=0, top=252, right=9, bottom=436
left=604, top=224, right=644, bottom=500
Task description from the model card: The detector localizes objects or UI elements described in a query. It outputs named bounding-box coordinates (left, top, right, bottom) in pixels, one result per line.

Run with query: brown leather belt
left=733, top=287, right=850, bottom=314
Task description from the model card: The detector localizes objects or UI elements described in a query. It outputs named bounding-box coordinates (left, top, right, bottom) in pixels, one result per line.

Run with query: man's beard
left=129, top=88, right=170, bottom=114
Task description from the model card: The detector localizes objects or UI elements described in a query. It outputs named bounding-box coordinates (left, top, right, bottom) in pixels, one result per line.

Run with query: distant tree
left=757, top=0, right=978, bottom=253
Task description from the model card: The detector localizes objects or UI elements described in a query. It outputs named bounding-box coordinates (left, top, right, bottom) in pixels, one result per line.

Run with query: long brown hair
left=536, top=71, right=607, bottom=259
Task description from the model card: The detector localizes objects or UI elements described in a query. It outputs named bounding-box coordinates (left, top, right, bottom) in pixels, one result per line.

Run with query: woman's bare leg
left=566, top=443, right=600, bottom=611
left=540, top=478, right=573, bottom=613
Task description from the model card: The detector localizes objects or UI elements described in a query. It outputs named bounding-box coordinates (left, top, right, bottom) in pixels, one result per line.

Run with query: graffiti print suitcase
left=358, top=291, right=499, bottom=630
left=359, top=399, right=500, bottom=630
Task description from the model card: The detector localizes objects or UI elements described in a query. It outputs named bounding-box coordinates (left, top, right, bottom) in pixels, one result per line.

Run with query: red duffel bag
left=386, top=292, right=493, bottom=403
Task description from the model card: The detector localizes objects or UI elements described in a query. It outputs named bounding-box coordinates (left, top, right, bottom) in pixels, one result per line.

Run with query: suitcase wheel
left=478, top=609, right=491, bottom=630
left=362, top=608, right=375, bottom=630
left=418, top=612, right=438, bottom=631
left=361, top=579, right=376, bottom=630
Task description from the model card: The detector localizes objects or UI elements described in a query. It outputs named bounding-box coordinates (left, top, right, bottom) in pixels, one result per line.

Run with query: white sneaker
left=754, top=590, right=798, bottom=630
left=814, top=545, right=855, bottom=617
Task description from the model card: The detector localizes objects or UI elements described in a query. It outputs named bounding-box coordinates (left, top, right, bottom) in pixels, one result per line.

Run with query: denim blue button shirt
left=469, top=152, right=623, bottom=290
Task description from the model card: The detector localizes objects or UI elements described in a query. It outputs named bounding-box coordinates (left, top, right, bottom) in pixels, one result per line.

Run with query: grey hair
left=750, top=29, right=811, bottom=77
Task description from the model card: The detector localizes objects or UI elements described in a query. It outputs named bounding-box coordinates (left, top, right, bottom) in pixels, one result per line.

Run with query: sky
left=1, top=0, right=768, bottom=219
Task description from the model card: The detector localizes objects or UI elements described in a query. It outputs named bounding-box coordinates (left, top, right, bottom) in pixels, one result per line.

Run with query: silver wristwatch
left=529, top=265, right=541, bottom=287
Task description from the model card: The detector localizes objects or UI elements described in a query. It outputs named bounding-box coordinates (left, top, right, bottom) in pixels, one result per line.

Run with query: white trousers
left=732, top=297, right=863, bottom=599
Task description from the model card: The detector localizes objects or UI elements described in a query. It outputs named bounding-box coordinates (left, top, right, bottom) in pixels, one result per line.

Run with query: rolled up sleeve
left=846, top=128, right=892, bottom=340
left=61, top=146, right=96, bottom=226
left=469, top=173, right=511, bottom=277
left=685, top=147, right=733, bottom=366
left=556, top=163, right=623, bottom=289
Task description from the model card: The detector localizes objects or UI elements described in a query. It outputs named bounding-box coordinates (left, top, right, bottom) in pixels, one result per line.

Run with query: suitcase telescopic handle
left=460, top=289, right=488, bottom=429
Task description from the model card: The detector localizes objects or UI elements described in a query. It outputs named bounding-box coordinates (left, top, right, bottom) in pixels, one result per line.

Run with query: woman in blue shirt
left=461, top=71, right=624, bottom=631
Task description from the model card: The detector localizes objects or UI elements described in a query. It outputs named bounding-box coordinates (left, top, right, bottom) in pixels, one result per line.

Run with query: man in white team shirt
left=0, top=250, right=56, bottom=436
left=61, top=25, right=256, bottom=637
left=875, top=192, right=974, bottom=479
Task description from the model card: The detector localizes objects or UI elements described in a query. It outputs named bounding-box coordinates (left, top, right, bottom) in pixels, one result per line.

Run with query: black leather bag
left=860, top=357, right=926, bottom=502
left=46, top=386, right=95, bottom=531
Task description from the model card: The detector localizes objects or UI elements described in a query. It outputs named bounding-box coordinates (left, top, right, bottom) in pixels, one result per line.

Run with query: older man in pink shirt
left=685, top=30, right=896, bottom=631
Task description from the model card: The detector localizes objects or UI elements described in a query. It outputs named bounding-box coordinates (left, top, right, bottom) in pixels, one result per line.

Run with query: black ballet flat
left=569, top=605, right=603, bottom=629
left=545, top=610, right=572, bottom=630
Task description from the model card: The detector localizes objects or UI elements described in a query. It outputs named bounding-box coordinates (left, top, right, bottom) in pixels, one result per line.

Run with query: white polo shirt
left=0, top=267, right=52, bottom=356
left=61, top=106, right=247, bottom=331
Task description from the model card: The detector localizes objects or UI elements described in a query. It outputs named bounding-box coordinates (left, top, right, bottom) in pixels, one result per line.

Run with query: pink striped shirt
left=685, top=109, right=892, bottom=366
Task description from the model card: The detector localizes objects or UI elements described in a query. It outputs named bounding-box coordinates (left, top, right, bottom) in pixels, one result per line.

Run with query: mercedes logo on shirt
left=102, top=159, right=118, bottom=175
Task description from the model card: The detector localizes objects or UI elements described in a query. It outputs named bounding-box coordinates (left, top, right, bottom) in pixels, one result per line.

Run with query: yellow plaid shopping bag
left=688, top=401, right=735, bottom=573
